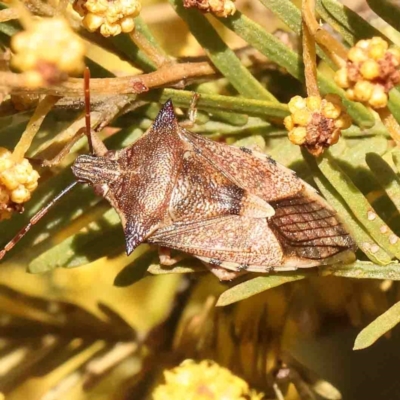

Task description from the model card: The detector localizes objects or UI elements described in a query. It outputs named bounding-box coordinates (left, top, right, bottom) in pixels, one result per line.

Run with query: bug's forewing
left=103, top=101, right=185, bottom=255
left=149, top=215, right=284, bottom=271
left=169, top=148, right=274, bottom=222
left=149, top=127, right=356, bottom=270
left=179, top=128, right=303, bottom=201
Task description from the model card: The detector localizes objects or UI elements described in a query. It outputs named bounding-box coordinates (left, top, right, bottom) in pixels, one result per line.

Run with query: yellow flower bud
left=100, top=22, right=121, bottom=37
left=321, top=101, right=341, bottom=119
left=346, top=88, right=356, bottom=101
left=306, top=96, right=322, bottom=111
left=74, top=0, right=141, bottom=36
left=370, top=36, right=388, bottom=50
left=368, top=86, right=388, bottom=108
left=334, top=68, right=351, bottom=89
left=83, top=13, right=104, bottom=32
left=348, top=47, right=368, bottom=63
left=120, top=17, right=135, bottom=33
left=369, top=43, right=387, bottom=60
left=11, top=186, right=31, bottom=204
left=292, top=109, right=312, bottom=126
left=1, top=170, right=19, bottom=191
left=283, top=116, right=294, bottom=131
left=0, top=147, right=40, bottom=219
left=11, top=18, right=86, bottom=81
left=288, top=95, right=306, bottom=113
left=356, top=39, right=370, bottom=50
left=153, top=360, right=263, bottom=400
left=354, top=80, right=374, bottom=102
left=335, top=114, right=352, bottom=129
left=360, top=59, right=380, bottom=80
left=288, top=127, right=307, bottom=145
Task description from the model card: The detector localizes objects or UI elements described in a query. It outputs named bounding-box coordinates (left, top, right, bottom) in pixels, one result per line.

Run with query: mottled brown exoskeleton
left=73, top=100, right=355, bottom=280
left=0, top=71, right=356, bottom=280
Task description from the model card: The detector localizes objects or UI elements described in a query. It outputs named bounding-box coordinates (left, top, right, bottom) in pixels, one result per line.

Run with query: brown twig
left=129, top=30, right=172, bottom=69
left=12, top=94, right=60, bottom=162
left=302, top=20, right=319, bottom=97
left=301, top=0, right=319, bottom=97
left=4, top=61, right=218, bottom=97
left=302, top=0, right=347, bottom=68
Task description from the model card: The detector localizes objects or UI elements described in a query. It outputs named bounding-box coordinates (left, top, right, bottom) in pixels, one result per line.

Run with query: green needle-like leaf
left=218, top=11, right=375, bottom=127
left=139, top=89, right=289, bottom=119
left=366, top=0, right=400, bottom=34
left=169, top=0, right=277, bottom=101
left=304, top=150, right=392, bottom=265
left=317, top=155, right=400, bottom=258
left=366, top=153, right=400, bottom=211
left=318, top=0, right=386, bottom=45
left=217, top=273, right=304, bottom=306
left=218, top=261, right=400, bottom=306
left=259, top=0, right=336, bottom=68
left=354, top=300, right=400, bottom=350
left=28, top=207, right=123, bottom=273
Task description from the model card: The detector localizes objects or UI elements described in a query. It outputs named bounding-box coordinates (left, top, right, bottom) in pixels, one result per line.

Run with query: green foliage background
left=1, top=0, right=400, bottom=398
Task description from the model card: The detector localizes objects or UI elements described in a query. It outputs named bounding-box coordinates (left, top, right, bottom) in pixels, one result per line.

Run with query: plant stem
left=3, top=61, right=218, bottom=96
left=301, top=9, right=319, bottom=97
left=12, top=95, right=59, bottom=162
left=302, top=0, right=347, bottom=67
left=129, top=29, right=171, bottom=68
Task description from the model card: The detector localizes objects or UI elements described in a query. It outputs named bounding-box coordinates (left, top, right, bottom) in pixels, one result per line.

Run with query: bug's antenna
left=0, top=181, right=78, bottom=261
left=0, top=68, right=95, bottom=261
left=84, top=67, right=94, bottom=155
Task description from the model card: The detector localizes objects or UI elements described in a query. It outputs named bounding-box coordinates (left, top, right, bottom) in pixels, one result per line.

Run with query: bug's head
left=71, top=153, right=120, bottom=189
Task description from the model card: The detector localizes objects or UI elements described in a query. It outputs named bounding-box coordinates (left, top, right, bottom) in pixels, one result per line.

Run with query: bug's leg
left=180, top=93, right=200, bottom=129
left=84, top=67, right=108, bottom=157
left=201, top=261, right=248, bottom=281
left=158, top=247, right=186, bottom=266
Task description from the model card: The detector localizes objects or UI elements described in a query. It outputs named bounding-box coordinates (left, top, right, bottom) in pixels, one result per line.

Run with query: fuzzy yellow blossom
left=284, top=94, right=352, bottom=156
left=183, top=0, right=236, bottom=18
left=152, top=360, right=264, bottom=400
left=335, top=37, right=400, bottom=109
left=11, top=17, right=85, bottom=87
left=0, top=148, right=39, bottom=220
left=73, top=0, right=141, bottom=37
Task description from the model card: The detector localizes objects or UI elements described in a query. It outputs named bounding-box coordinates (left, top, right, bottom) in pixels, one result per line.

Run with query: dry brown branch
left=129, top=30, right=172, bottom=68
left=12, top=95, right=59, bottom=162
left=3, top=61, right=217, bottom=97
left=302, top=0, right=347, bottom=68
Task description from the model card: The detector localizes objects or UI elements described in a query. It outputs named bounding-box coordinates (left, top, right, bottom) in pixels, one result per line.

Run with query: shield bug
left=0, top=69, right=356, bottom=280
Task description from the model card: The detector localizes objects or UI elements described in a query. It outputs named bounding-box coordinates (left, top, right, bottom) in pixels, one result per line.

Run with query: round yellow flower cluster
left=183, top=0, right=236, bottom=18
left=73, top=0, right=141, bottom=37
left=11, top=18, right=85, bottom=87
left=152, top=359, right=264, bottom=400
left=0, top=148, right=39, bottom=220
left=284, top=94, right=352, bottom=156
left=335, top=37, right=400, bottom=109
